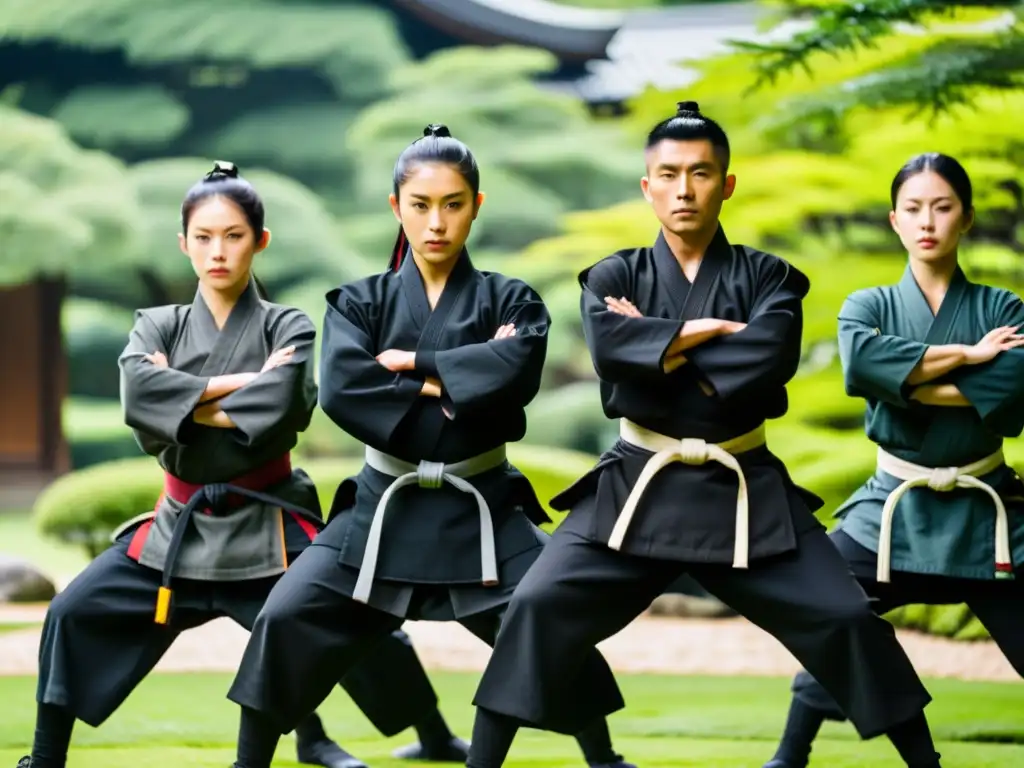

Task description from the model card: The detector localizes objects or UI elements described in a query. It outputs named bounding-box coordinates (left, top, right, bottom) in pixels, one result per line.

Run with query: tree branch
left=757, top=36, right=1024, bottom=126
left=737, top=0, right=1021, bottom=91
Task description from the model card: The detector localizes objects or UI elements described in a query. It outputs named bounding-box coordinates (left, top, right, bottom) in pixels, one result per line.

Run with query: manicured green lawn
left=0, top=672, right=1020, bottom=766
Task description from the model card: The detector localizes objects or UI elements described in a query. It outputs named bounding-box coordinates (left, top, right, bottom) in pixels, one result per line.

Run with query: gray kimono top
left=116, top=279, right=320, bottom=583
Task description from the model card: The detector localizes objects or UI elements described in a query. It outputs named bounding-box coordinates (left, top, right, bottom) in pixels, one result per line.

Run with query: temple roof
left=390, top=0, right=810, bottom=105
left=391, top=0, right=623, bottom=61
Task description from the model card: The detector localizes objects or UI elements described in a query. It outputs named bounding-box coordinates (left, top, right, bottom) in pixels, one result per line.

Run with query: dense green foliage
left=741, top=1, right=1024, bottom=115
left=0, top=106, right=140, bottom=285
left=2, top=1, right=639, bottom=287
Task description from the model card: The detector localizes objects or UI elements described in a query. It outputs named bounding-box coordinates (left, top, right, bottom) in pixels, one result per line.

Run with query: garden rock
left=0, top=555, right=57, bottom=603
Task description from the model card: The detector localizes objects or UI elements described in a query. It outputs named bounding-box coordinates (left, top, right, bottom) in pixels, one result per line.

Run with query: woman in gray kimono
left=17, top=161, right=468, bottom=768
left=762, top=153, right=1024, bottom=768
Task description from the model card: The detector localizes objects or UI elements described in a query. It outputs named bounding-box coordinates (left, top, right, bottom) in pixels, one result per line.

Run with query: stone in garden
left=0, top=554, right=57, bottom=603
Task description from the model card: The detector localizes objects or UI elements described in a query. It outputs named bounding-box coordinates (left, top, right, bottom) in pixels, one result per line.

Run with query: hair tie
left=423, top=124, right=452, bottom=138
left=204, top=160, right=240, bottom=181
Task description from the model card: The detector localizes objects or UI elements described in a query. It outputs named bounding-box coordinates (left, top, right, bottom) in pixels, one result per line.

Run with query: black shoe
left=763, top=761, right=799, bottom=768
left=296, top=738, right=369, bottom=768
left=16, top=759, right=31, bottom=768
left=392, top=737, right=471, bottom=762
left=589, top=761, right=638, bottom=768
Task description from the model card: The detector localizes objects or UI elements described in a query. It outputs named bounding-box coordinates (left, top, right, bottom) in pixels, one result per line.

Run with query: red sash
left=126, top=453, right=319, bottom=561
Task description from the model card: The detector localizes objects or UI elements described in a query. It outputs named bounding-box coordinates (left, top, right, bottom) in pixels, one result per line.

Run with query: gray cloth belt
left=353, top=444, right=508, bottom=603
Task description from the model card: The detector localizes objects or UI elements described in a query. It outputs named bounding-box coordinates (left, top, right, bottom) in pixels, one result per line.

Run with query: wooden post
left=38, top=276, right=70, bottom=473
left=0, top=278, right=68, bottom=474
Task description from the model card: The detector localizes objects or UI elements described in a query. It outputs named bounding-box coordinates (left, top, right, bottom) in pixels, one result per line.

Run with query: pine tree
left=737, top=1, right=1023, bottom=116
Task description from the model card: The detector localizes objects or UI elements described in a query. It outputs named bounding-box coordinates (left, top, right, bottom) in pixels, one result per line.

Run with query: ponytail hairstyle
left=181, top=160, right=271, bottom=299
left=645, top=101, right=731, bottom=173
left=387, top=124, right=480, bottom=272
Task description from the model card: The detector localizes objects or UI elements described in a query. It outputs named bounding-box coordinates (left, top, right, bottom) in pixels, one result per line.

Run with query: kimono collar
left=398, top=246, right=475, bottom=329
left=652, top=225, right=732, bottom=320
left=897, top=262, right=969, bottom=345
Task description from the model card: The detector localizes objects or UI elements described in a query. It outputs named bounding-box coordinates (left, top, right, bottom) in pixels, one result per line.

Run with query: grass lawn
left=3, top=502, right=1022, bottom=765
left=0, top=672, right=1021, bottom=766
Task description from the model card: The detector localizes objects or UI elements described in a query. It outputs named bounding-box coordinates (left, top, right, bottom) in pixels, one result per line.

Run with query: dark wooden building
left=0, top=279, right=70, bottom=487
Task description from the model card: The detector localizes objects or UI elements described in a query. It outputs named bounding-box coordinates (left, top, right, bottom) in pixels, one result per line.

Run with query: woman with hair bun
left=226, top=128, right=634, bottom=768
left=18, top=161, right=465, bottom=768
left=763, top=153, right=1024, bottom=768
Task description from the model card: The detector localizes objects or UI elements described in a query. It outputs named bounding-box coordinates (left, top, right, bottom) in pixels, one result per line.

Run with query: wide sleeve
left=579, top=257, right=683, bottom=383
left=949, top=290, right=1024, bottom=435
left=318, top=285, right=424, bottom=448
left=217, top=309, right=319, bottom=447
left=118, top=309, right=209, bottom=446
left=684, top=259, right=809, bottom=400
left=414, top=279, right=550, bottom=419
left=837, top=290, right=927, bottom=408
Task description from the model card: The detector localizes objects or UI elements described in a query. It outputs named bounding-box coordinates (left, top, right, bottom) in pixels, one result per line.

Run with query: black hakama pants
left=473, top=525, right=934, bottom=741
left=227, top=542, right=624, bottom=736
left=791, top=529, right=1024, bottom=718
left=35, top=532, right=437, bottom=735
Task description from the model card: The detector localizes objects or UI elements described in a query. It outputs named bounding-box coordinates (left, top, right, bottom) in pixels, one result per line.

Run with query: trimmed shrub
left=34, top=457, right=165, bottom=558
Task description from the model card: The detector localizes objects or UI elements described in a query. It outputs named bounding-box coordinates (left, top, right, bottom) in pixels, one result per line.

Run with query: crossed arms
left=373, top=322, right=519, bottom=407
left=840, top=291, right=1024, bottom=421
left=900, top=327, right=1017, bottom=407
left=318, top=283, right=549, bottom=446
left=119, top=309, right=316, bottom=447
left=142, top=346, right=296, bottom=428
left=582, top=255, right=806, bottom=400
left=602, top=296, right=743, bottom=392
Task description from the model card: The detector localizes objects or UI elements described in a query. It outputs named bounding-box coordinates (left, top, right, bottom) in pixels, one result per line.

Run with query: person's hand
left=605, top=296, right=643, bottom=318
left=964, top=326, right=1024, bottom=364
left=494, top=324, right=517, bottom=340
left=376, top=349, right=416, bottom=372
left=143, top=351, right=168, bottom=368
left=421, top=377, right=442, bottom=397
left=718, top=320, right=747, bottom=335
left=663, top=354, right=687, bottom=374
left=678, top=318, right=743, bottom=339
left=261, top=346, right=295, bottom=373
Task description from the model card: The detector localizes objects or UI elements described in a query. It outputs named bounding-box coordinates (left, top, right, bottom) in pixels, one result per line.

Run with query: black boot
left=296, top=739, right=368, bottom=768
left=391, top=736, right=470, bottom=762
left=295, top=713, right=368, bottom=768
left=762, top=695, right=828, bottom=768
left=392, top=708, right=470, bottom=763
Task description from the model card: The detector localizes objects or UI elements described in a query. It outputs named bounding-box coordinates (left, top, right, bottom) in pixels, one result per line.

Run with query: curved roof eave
left=391, top=0, right=624, bottom=61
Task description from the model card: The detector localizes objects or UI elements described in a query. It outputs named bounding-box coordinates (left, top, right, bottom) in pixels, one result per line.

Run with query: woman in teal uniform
left=763, top=152, right=1024, bottom=768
